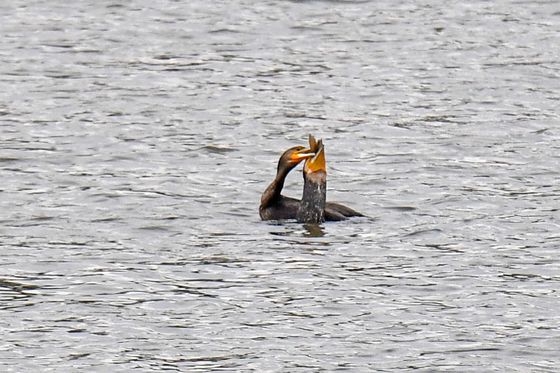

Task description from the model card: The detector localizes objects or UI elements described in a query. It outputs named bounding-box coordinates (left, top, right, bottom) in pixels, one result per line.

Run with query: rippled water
left=1, top=1, right=560, bottom=371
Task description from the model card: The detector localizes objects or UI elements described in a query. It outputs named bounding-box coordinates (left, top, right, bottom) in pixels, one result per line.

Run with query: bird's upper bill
left=290, top=147, right=316, bottom=162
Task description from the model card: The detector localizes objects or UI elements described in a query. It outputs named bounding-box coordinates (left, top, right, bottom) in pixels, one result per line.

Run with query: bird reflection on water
left=302, top=224, right=326, bottom=238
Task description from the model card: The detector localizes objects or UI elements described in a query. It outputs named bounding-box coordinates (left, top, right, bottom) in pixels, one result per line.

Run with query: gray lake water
left=1, top=1, right=560, bottom=372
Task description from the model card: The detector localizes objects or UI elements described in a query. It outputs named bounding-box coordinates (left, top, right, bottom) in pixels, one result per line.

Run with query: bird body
left=259, top=136, right=363, bottom=222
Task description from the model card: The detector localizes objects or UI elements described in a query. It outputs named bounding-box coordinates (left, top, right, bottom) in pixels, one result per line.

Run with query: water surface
left=1, top=1, right=559, bottom=371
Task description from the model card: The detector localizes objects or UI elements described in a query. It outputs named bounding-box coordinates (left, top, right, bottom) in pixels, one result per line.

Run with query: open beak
left=304, top=141, right=326, bottom=173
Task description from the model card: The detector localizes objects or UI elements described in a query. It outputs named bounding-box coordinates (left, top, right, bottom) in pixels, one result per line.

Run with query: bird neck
left=297, top=171, right=327, bottom=224
left=260, top=165, right=291, bottom=209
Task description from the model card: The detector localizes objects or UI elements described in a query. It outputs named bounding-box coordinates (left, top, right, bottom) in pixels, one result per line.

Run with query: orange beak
left=290, top=147, right=315, bottom=162
left=304, top=141, right=326, bottom=173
